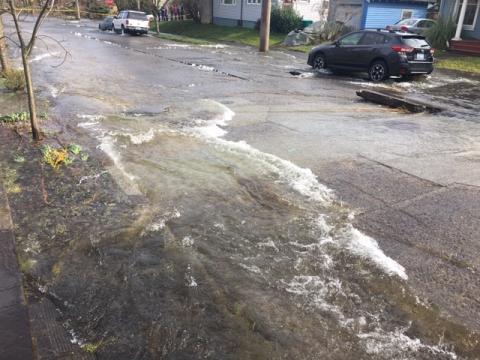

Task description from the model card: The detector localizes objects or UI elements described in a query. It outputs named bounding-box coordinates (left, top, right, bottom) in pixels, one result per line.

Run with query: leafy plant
left=3, top=68, right=26, bottom=91
left=0, top=111, right=29, bottom=123
left=425, top=17, right=456, bottom=50
left=13, top=154, right=25, bottom=163
left=41, top=145, right=72, bottom=170
left=269, top=6, right=303, bottom=34
left=68, top=144, right=82, bottom=155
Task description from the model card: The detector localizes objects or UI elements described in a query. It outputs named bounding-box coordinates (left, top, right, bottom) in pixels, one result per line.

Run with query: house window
left=221, top=0, right=236, bottom=5
left=401, top=9, right=414, bottom=20
left=247, top=0, right=261, bottom=4
left=455, top=0, right=480, bottom=30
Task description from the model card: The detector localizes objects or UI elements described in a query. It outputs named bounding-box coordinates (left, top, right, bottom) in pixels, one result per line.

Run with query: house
left=439, top=0, right=480, bottom=54
left=328, top=0, right=364, bottom=29
left=212, top=0, right=328, bottom=28
left=360, top=0, right=433, bottom=29
left=328, top=0, right=433, bottom=30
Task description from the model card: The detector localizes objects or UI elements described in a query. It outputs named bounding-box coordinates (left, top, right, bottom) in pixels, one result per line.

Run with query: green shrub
left=3, top=69, right=25, bottom=91
left=425, top=17, right=456, bottom=50
left=269, top=6, right=303, bottom=34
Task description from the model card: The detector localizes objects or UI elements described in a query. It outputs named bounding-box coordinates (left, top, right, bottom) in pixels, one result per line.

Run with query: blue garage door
left=364, top=3, right=427, bottom=29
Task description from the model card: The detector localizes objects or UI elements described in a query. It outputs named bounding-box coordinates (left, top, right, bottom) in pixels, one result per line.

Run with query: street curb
left=0, top=184, right=34, bottom=360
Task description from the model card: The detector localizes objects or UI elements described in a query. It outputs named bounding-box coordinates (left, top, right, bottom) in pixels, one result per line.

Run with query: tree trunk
left=0, top=16, right=11, bottom=73
left=21, top=50, right=41, bottom=140
left=75, top=0, right=81, bottom=20
left=155, top=16, right=159, bottom=34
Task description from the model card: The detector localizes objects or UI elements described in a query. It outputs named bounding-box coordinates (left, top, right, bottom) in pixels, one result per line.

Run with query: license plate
left=415, top=53, right=425, bottom=61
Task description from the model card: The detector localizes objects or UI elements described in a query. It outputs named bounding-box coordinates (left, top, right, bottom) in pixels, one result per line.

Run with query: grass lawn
left=154, top=20, right=295, bottom=49
left=435, top=52, right=480, bottom=74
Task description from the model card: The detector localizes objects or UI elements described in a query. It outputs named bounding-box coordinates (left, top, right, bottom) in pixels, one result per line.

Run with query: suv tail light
left=391, top=45, right=414, bottom=54
left=400, top=25, right=408, bottom=32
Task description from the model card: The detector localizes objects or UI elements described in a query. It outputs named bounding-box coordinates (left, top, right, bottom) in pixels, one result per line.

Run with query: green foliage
left=157, top=20, right=285, bottom=47
left=269, top=6, right=303, bottom=34
left=68, top=144, right=82, bottom=155
left=436, top=55, right=480, bottom=74
left=42, top=145, right=71, bottom=170
left=3, top=69, right=26, bottom=91
left=13, top=154, right=25, bottom=163
left=41, top=143, right=88, bottom=169
left=0, top=111, right=29, bottom=123
left=0, top=111, right=47, bottom=124
left=425, top=17, right=456, bottom=50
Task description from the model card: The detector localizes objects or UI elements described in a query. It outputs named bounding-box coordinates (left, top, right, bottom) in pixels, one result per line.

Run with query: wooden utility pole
left=259, top=0, right=271, bottom=52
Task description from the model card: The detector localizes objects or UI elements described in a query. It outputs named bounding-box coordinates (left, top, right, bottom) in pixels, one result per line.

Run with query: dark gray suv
left=307, top=29, right=434, bottom=81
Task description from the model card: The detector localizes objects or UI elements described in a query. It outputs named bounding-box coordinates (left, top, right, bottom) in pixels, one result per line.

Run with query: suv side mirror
left=334, top=41, right=340, bottom=47
left=113, top=16, right=118, bottom=19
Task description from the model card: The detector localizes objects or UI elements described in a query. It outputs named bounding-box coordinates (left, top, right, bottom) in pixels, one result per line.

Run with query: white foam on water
left=190, top=100, right=407, bottom=280
left=182, top=236, right=195, bottom=247
left=358, top=328, right=458, bottom=359
left=76, top=114, right=105, bottom=123
left=341, top=226, right=407, bottom=280
left=126, top=128, right=156, bottom=144
left=190, top=63, right=216, bottom=72
left=30, top=52, right=59, bottom=62
left=257, top=240, right=279, bottom=252
left=239, top=263, right=262, bottom=274
left=77, top=170, right=108, bottom=185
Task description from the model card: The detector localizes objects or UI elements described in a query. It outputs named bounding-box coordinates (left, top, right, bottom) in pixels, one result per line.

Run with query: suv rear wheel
left=369, top=60, right=388, bottom=82
left=313, top=53, right=326, bottom=70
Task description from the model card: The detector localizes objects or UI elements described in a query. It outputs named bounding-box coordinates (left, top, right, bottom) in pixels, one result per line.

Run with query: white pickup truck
left=113, top=10, right=149, bottom=35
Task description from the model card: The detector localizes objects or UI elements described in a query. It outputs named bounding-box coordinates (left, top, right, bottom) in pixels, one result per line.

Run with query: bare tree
left=3, top=0, right=54, bottom=140
left=145, top=0, right=161, bottom=33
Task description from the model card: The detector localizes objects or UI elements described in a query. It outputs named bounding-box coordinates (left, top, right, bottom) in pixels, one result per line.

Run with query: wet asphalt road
left=3, top=16, right=480, bottom=358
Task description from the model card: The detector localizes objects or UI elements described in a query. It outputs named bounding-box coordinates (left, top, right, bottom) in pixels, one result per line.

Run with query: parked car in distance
left=99, top=16, right=114, bottom=31
left=386, top=18, right=436, bottom=35
left=307, top=29, right=434, bottom=81
left=113, top=10, right=149, bottom=35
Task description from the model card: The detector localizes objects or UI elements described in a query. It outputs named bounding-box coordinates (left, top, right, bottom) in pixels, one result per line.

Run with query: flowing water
left=67, top=99, right=469, bottom=359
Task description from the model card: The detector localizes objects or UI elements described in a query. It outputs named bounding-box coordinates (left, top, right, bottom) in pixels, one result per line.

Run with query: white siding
left=214, top=0, right=242, bottom=20
left=244, top=1, right=262, bottom=22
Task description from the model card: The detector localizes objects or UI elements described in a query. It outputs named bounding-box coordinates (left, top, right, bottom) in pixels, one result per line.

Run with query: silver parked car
left=386, top=18, right=436, bottom=35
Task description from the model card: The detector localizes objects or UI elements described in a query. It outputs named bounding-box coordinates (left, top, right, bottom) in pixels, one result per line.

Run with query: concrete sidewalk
left=0, top=185, right=34, bottom=360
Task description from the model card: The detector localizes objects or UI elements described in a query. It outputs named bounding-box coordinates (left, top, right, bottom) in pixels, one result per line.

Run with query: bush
left=3, top=69, right=25, bottom=91
left=425, top=17, right=456, bottom=50
left=270, top=6, right=303, bottom=34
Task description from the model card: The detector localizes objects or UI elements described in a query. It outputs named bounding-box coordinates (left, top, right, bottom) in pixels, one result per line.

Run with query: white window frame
left=246, top=0, right=261, bottom=4
left=401, top=9, right=414, bottom=20
left=454, top=0, right=480, bottom=30
left=221, top=0, right=236, bottom=5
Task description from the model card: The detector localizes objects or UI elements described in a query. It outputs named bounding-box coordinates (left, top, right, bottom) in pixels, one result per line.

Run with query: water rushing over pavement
left=73, top=99, right=462, bottom=359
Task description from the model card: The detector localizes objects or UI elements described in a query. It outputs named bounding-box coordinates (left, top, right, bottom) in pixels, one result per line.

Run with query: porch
left=450, top=39, right=480, bottom=55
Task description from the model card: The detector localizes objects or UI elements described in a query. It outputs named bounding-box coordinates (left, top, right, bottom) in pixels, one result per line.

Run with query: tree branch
left=26, top=0, right=55, bottom=57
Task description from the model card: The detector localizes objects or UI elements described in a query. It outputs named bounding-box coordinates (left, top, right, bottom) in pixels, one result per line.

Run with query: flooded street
left=2, top=17, right=480, bottom=359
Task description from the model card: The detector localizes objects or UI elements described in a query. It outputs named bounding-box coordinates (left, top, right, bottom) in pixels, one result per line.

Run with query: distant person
left=180, top=5, right=184, bottom=20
